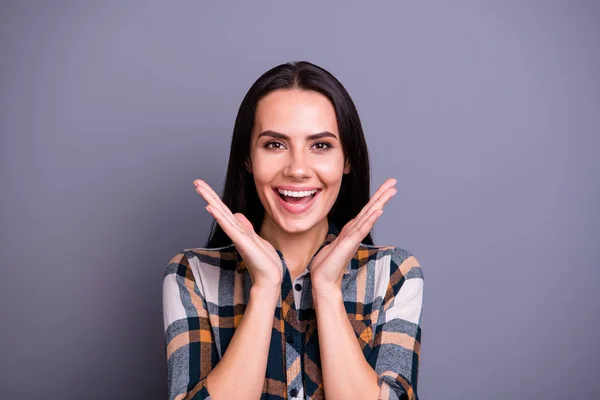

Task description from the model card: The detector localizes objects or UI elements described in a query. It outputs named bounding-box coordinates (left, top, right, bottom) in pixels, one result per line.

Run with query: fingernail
left=205, top=206, right=212, bottom=214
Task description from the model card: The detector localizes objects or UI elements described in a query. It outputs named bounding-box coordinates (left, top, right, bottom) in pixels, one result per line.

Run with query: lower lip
left=273, top=189, right=321, bottom=215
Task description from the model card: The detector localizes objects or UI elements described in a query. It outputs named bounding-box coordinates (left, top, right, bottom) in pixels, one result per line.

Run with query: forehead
left=253, top=89, right=338, bottom=136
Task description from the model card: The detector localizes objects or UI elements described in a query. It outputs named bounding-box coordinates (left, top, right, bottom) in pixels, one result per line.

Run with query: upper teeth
left=277, top=189, right=318, bottom=197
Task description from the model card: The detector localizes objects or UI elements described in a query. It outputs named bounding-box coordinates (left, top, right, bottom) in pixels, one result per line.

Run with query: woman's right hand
left=193, top=179, right=283, bottom=290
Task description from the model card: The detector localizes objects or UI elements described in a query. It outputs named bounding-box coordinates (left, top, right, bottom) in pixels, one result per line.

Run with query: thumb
left=233, top=213, right=255, bottom=231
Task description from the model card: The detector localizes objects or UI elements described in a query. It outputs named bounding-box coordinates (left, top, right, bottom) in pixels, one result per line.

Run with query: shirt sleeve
left=162, top=253, right=216, bottom=400
left=367, top=247, right=424, bottom=400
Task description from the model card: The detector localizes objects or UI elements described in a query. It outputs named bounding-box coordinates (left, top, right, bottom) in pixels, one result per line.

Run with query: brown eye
left=265, top=140, right=285, bottom=150
left=313, top=142, right=332, bottom=151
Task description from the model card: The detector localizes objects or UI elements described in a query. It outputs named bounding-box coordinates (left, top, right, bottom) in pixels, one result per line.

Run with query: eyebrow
left=257, top=130, right=338, bottom=141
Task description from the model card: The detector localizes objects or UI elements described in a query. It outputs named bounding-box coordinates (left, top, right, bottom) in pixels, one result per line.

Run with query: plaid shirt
left=162, top=221, right=424, bottom=400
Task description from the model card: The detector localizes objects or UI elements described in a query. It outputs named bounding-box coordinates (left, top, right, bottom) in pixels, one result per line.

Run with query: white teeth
left=277, top=189, right=318, bottom=197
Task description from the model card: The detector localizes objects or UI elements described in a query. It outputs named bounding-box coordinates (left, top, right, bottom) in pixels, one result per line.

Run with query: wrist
left=250, top=284, right=281, bottom=300
left=312, top=286, right=343, bottom=299
left=312, top=287, right=343, bottom=310
left=312, top=279, right=342, bottom=295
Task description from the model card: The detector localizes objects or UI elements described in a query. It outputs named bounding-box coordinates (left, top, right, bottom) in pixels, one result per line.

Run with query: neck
left=258, top=215, right=329, bottom=272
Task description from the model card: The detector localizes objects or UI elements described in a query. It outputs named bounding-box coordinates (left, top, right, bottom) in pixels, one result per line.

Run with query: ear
left=343, top=159, right=351, bottom=174
left=244, top=158, right=252, bottom=174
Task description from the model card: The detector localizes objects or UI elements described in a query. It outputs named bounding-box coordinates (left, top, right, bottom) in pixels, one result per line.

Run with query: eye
left=263, top=140, right=333, bottom=151
left=312, top=142, right=333, bottom=151
left=264, top=140, right=285, bottom=150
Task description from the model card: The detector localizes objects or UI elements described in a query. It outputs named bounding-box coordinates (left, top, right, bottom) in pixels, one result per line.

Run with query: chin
left=275, top=216, right=318, bottom=234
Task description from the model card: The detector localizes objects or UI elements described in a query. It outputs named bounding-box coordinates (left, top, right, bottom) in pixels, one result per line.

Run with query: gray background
left=1, top=1, right=599, bottom=399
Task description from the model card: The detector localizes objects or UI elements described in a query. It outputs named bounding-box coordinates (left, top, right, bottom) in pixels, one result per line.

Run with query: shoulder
left=358, top=243, right=423, bottom=276
left=162, top=244, right=240, bottom=305
left=357, top=244, right=424, bottom=301
left=389, top=246, right=423, bottom=281
left=163, top=244, right=238, bottom=278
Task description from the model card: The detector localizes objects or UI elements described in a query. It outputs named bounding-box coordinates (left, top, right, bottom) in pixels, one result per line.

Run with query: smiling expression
left=246, top=89, right=351, bottom=233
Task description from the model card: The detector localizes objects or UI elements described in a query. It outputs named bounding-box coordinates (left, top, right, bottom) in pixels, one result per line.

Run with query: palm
left=232, top=214, right=282, bottom=281
left=311, top=178, right=398, bottom=291
left=310, top=226, right=359, bottom=288
left=194, top=180, right=283, bottom=288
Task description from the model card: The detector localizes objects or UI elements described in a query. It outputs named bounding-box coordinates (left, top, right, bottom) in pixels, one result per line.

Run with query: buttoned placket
left=262, top=219, right=340, bottom=399
left=276, top=249, right=311, bottom=400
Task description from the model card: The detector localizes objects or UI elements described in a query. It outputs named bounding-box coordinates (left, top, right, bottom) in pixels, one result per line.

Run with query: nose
left=282, top=149, right=312, bottom=179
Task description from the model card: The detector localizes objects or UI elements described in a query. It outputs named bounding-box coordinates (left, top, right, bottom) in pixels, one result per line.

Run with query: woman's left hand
left=310, top=178, right=398, bottom=294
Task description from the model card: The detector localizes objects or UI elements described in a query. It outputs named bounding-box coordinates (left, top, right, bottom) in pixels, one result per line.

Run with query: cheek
left=315, top=158, right=346, bottom=185
left=251, top=159, right=277, bottom=183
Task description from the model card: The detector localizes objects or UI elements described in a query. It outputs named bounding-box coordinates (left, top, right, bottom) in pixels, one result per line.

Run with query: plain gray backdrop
left=1, top=1, right=599, bottom=399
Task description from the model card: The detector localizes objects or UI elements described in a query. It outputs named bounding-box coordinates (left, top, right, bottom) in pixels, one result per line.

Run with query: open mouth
left=275, top=189, right=320, bottom=204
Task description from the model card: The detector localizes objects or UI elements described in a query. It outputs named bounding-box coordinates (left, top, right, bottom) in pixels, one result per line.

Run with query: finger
left=353, top=179, right=396, bottom=227
left=357, top=186, right=396, bottom=224
left=194, top=180, right=240, bottom=228
left=351, top=208, right=383, bottom=239
left=354, top=178, right=396, bottom=222
left=355, top=187, right=395, bottom=229
left=194, top=180, right=228, bottom=213
left=196, top=185, right=239, bottom=230
left=206, top=205, right=244, bottom=241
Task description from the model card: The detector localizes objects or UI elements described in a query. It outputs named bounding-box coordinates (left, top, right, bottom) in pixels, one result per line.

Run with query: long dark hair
left=205, top=61, right=374, bottom=248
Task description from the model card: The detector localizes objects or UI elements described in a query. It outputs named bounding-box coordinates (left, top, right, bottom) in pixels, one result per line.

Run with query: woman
left=162, top=61, right=424, bottom=400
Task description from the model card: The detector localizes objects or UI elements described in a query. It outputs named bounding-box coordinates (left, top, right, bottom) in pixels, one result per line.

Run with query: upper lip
left=274, top=186, right=322, bottom=191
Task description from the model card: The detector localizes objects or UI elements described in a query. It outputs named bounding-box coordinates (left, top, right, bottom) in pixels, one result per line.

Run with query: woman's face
left=247, top=89, right=350, bottom=234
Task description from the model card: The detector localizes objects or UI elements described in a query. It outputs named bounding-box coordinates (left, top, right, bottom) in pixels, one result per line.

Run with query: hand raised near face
left=193, top=180, right=283, bottom=291
left=310, top=178, right=397, bottom=293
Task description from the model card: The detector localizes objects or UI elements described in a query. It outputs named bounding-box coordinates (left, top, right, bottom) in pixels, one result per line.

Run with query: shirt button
left=294, top=283, right=302, bottom=291
left=286, top=334, right=294, bottom=344
left=290, top=388, right=299, bottom=397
